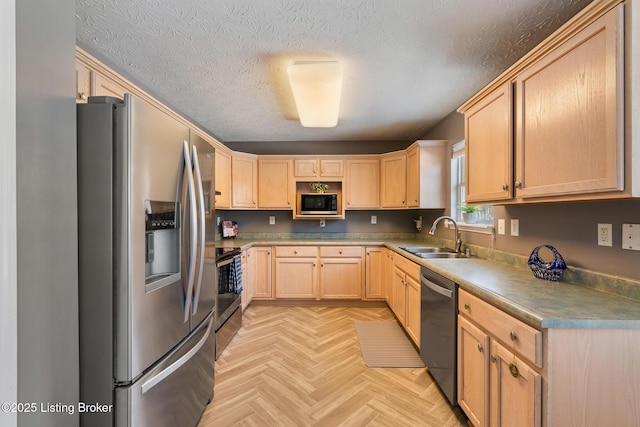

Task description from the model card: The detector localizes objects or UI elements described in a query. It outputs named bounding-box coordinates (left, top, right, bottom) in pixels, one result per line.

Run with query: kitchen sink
left=417, top=252, right=472, bottom=259
left=399, top=246, right=454, bottom=254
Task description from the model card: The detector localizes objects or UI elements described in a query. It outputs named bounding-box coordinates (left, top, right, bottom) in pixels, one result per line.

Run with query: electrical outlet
left=597, top=223, right=612, bottom=247
left=622, top=224, right=640, bottom=251
left=269, top=216, right=276, bottom=225
left=371, top=215, right=377, bottom=225
left=319, top=219, right=325, bottom=227
left=510, top=219, right=519, bottom=237
left=216, top=217, right=221, bottom=226
left=497, top=219, right=505, bottom=235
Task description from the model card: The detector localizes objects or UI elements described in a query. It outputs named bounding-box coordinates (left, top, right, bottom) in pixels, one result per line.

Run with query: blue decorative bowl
left=528, top=245, right=566, bottom=281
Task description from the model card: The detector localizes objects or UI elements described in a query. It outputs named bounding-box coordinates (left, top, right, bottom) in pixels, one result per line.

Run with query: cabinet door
left=258, top=159, right=293, bottom=209
left=465, top=82, right=513, bottom=203
left=294, top=159, right=318, bottom=178
left=458, top=315, right=490, bottom=427
left=319, top=258, right=362, bottom=299
left=490, top=341, right=541, bottom=427
left=384, top=250, right=394, bottom=304
left=406, top=145, right=420, bottom=208
left=346, top=159, right=380, bottom=209
left=231, top=155, right=257, bottom=208
left=391, top=266, right=406, bottom=324
left=252, top=247, right=272, bottom=299
left=514, top=6, right=623, bottom=198
left=93, top=72, right=128, bottom=99
left=274, top=258, right=317, bottom=299
left=76, top=61, right=92, bottom=103
left=240, top=250, right=251, bottom=311
left=381, top=153, right=407, bottom=208
left=364, top=247, right=385, bottom=300
left=214, top=151, right=231, bottom=209
left=319, top=159, right=344, bottom=177
left=405, top=274, right=420, bottom=347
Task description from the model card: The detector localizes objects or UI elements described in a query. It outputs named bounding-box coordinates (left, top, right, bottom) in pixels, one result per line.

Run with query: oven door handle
left=421, top=276, right=453, bottom=299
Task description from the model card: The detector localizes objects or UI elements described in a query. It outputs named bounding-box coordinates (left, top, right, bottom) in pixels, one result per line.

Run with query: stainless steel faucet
left=429, top=216, right=462, bottom=253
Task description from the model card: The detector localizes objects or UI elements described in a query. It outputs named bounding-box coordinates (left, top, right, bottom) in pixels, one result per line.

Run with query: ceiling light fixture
left=287, top=61, right=343, bottom=128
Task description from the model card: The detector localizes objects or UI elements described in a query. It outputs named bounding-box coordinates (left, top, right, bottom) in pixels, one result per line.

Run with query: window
left=451, top=141, right=493, bottom=225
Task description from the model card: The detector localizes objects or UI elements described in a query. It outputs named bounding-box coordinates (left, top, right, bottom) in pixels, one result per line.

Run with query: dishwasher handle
left=421, top=275, right=453, bottom=299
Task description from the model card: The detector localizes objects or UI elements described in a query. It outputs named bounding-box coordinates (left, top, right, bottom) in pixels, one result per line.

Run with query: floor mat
left=354, top=321, right=425, bottom=368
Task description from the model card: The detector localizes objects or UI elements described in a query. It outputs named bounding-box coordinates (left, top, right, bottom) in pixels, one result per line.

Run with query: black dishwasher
left=419, top=266, right=458, bottom=407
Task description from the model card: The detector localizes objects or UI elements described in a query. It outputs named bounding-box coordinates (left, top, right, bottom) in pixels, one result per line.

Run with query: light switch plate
left=498, top=219, right=505, bottom=235
left=622, top=224, right=640, bottom=251
left=319, top=219, right=325, bottom=227
left=269, top=215, right=276, bottom=225
left=371, top=215, right=377, bottom=224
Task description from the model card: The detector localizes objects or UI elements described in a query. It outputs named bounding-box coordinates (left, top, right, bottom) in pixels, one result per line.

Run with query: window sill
left=447, top=221, right=494, bottom=235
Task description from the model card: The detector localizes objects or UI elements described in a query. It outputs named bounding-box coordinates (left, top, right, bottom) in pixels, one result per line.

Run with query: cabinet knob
left=491, top=355, right=497, bottom=363
left=464, top=303, right=470, bottom=310
left=288, top=201, right=291, bottom=205
left=515, top=181, right=523, bottom=189
left=502, top=183, right=509, bottom=190
left=347, top=201, right=351, bottom=205
left=477, top=344, right=484, bottom=353
left=402, top=200, right=405, bottom=204
left=78, top=92, right=87, bottom=101
left=294, top=250, right=297, bottom=254
left=510, top=331, right=517, bottom=341
left=339, top=250, right=343, bottom=254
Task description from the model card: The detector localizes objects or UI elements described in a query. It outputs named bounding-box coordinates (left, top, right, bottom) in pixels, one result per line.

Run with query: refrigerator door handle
left=140, top=315, right=214, bottom=394
left=181, top=140, right=198, bottom=323
left=191, top=145, right=206, bottom=316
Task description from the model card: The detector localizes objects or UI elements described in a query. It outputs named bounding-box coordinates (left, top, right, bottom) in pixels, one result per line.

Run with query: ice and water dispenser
left=144, top=200, right=180, bottom=291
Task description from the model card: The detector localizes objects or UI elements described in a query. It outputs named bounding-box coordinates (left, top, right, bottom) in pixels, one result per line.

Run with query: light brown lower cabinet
left=390, top=254, right=420, bottom=347
left=457, top=287, right=640, bottom=427
left=364, top=247, right=386, bottom=300
left=458, top=289, right=541, bottom=427
left=250, top=246, right=272, bottom=299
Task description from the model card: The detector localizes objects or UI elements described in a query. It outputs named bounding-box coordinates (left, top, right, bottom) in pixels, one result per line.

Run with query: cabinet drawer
left=459, top=289, right=543, bottom=368
left=274, top=246, right=318, bottom=258
left=392, top=253, right=420, bottom=281
left=319, top=246, right=362, bottom=258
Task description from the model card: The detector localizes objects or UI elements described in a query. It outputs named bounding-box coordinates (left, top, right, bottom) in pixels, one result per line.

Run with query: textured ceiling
left=76, top=0, right=593, bottom=145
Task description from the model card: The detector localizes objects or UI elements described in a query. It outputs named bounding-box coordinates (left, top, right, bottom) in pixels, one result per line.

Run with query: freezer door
left=114, top=94, right=192, bottom=382
left=189, top=132, right=216, bottom=328
left=114, top=312, right=215, bottom=427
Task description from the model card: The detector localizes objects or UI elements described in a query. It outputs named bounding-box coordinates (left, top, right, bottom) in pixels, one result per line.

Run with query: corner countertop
left=214, top=237, right=640, bottom=330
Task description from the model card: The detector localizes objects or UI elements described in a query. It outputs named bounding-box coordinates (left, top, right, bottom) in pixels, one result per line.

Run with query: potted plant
left=309, top=182, right=329, bottom=193
left=457, top=204, right=482, bottom=224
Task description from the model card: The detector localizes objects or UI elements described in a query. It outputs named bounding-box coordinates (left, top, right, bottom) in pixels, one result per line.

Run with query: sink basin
left=399, top=246, right=454, bottom=254
left=418, top=252, right=471, bottom=259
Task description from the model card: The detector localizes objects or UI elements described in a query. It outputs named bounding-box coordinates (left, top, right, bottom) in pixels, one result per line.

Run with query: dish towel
left=232, top=254, right=243, bottom=294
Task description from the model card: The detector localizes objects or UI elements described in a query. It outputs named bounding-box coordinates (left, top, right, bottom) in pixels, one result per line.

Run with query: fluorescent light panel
left=287, top=61, right=343, bottom=128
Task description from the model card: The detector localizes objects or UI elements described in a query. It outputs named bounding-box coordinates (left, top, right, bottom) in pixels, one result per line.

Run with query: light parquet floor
left=199, top=305, right=468, bottom=427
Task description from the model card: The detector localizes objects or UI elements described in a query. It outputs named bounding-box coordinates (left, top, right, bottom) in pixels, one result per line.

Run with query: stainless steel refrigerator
left=78, top=94, right=216, bottom=427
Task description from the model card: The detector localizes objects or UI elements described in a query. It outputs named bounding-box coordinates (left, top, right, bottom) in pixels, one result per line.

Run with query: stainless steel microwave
left=300, top=193, right=338, bottom=215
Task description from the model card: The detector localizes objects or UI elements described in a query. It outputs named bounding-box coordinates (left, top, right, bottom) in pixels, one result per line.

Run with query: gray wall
left=421, top=111, right=640, bottom=281
left=13, top=0, right=78, bottom=426
left=218, top=209, right=444, bottom=235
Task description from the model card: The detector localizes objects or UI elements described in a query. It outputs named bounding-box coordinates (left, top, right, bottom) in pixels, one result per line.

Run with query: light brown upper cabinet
left=214, top=150, right=231, bottom=209
left=463, top=83, right=514, bottom=203
left=231, top=153, right=258, bottom=209
left=406, top=140, right=447, bottom=208
left=380, top=151, right=407, bottom=208
left=460, top=2, right=626, bottom=204
left=345, top=158, right=380, bottom=209
left=93, top=71, right=128, bottom=99
left=514, top=4, right=624, bottom=199
left=258, top=158, right=294, bottom=209
left=294, top=158, right=344, bottom=179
